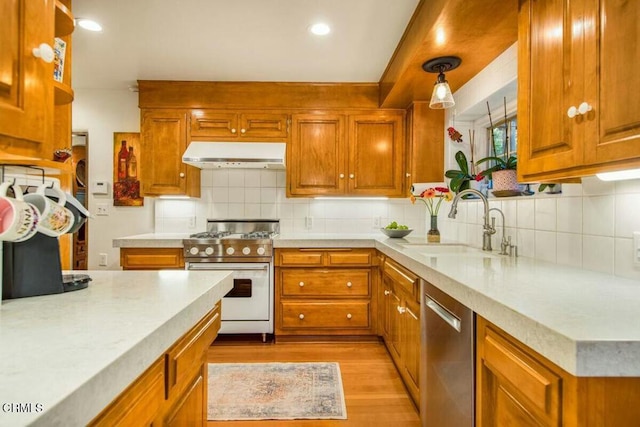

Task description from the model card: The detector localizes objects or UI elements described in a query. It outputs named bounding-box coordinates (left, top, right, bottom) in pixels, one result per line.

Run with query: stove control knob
left=205, top=247, right=214, bottom=255
left=226, top=247, right=235, bottom=255
left=242, top=247, right=251, bottom=255
left=256, top=247, right=266, bottom=255
left=189, top=247, right=199, bottom=255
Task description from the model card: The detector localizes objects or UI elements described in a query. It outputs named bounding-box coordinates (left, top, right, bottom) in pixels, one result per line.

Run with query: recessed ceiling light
left=309, top=22, right=331, bottom=36
left=76, top=18, right=103, bottom=32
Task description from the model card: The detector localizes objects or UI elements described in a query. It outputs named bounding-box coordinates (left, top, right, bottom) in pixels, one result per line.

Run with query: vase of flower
left=427, top=215, right=440, bottom=243
left=410, top=186, right=452, bottom=242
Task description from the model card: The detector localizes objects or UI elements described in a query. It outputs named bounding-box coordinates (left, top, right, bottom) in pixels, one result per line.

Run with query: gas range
left=183, top=219, right=279, bottom=262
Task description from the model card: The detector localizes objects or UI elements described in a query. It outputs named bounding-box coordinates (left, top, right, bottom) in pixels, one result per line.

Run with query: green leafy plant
left=475, top=155, right=517, bottom=179
left=445, top=151, right=474, bottom=193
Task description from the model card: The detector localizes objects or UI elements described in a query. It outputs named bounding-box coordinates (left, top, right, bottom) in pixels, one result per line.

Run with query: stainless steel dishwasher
left=420, top=280, right=474, bottom=427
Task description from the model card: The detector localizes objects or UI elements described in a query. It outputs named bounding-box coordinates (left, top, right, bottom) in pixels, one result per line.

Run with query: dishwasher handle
left=425, top=294, right=461, bottom=332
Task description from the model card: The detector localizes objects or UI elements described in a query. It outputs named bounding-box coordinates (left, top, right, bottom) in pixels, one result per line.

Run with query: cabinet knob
left=241, top=128, right=246, bottom=134
left=339, top=173, right=345, bottom=179
left=179, top=172, right=185, bottom=178
left=397, top=306, right=406, bottom=314
left=346, top=281, right=352, bottom=288
left=349, top=174, right=355, bottom=179
left=384, top=290, right=390, bottom=296
left=32, top=43, right=54, bottom=63
left=406, top=173, right=411, bottom=178
left=231, top=128, right=237, bottom=134
left=299, top=314, right=305, bottom=320
left=567, top=102, right=593, bottom=118
left=299, top=281, right=304, bottom=287
left=346, top=313, right=352, bottom=319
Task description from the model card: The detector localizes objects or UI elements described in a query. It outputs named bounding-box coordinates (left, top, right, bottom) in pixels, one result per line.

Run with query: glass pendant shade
left=429, top=72, right=455, bottom=109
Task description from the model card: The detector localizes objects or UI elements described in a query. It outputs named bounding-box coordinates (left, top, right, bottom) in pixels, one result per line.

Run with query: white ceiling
left=72, top=0, right=420, bottom=90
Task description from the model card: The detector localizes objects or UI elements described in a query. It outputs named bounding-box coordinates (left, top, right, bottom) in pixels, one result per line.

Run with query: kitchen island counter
left=0, top=270, right=233, bottom=427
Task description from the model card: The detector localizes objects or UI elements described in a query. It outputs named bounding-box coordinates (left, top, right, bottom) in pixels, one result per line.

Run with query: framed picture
left=113, top=132, right=144, bottom=206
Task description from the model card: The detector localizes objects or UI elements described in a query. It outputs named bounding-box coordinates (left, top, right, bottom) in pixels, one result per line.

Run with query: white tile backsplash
left=154, top=175, right=640, bottom=280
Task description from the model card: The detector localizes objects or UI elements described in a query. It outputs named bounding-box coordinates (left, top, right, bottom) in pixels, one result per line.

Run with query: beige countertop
left=112, top=232, right=640, bottom=377
left=0, top=270, right=233, bottom=427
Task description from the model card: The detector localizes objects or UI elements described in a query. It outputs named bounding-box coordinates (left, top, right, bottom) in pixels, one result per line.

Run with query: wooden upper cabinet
left=289, top=113, right=346, bottom=196
left=288, top=111, right=405, bottom=197
left=0, top=0, right=54, bottom=158
left=141, top=110, right=200, bottom=197
left=190, top=110, right=288, bottom=140
left=406, top=102, right=444, bottom=187
left=348, top=113, right=404, bottom=197
left=518, top=0, right=640, bottom=181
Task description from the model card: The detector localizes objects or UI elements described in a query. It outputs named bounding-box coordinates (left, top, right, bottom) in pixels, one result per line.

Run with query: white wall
left=72, top=89, right=155, bottom=269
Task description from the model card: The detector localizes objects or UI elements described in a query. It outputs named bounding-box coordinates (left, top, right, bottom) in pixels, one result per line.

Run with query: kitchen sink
left=400, top=243, right=498, bottom=257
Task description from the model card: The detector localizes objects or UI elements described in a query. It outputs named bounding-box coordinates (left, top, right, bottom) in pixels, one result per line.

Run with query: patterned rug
left=207, top=362, right=347, bottom=421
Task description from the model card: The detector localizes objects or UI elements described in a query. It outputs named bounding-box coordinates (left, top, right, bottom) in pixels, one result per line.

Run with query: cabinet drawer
left=277, top=250, right=324, bottom=266
left=281, top=269, right=370, bottom=297
left=383, top=258, right=418, bottom=297
left=327, top=249, right=373, bottom=266
left=89, top=358, right=165, bottom=426
left=281, top=301, right=370, bottom=329
left=482, top=323, right=561, bottom=422
left=166, top=303, right=221, bottom=399
left=120, top=248, right=184, bottom=270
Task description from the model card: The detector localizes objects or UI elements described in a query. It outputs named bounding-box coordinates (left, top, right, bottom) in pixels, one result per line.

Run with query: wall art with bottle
left=112, top=132, right=144, bottom=206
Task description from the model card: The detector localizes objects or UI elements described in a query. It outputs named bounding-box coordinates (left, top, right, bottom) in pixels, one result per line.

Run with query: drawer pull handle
left=231, top=128, right=237, bottom=133
left=346, top=313, right=352, bottom=319
left=299, top=314, right=305, bottom=320
left=384, top=290, right=390, bottom=296
left=299, top=281, right=304, bottom=287
left=346, top=281, right=352, bottom=288
left=397, top=306, right=406, bottom=314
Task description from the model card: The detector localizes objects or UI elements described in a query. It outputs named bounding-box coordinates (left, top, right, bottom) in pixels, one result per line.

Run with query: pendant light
left=422, top=56, right=461, bottom=109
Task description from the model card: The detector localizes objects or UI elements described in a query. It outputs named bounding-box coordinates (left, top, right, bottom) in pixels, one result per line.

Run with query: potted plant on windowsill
left=445, top=151, right=484, bottom=194
left=476, top=154, right=519, bottom=194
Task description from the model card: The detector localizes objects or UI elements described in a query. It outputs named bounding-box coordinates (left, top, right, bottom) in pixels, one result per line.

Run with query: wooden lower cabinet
left=89, top=302, right=221, bottom=427
left=380, top=256, right=420, bottom=407
left=120, top=248, right=184, bottom=270
left=477, top=316, right=640, bottom=427
left=275, top=248, right=376, bottom=338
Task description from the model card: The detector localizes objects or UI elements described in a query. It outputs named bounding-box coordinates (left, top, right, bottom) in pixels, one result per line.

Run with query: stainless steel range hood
left=182, top=142, right=286, bottom=169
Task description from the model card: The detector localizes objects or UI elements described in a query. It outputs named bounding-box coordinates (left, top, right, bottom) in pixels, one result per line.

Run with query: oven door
left=186, top=262, right=271, bottom=321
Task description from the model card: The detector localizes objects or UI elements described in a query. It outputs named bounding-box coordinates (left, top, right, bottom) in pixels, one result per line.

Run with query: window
left=487, top=115, right=517, bottom=159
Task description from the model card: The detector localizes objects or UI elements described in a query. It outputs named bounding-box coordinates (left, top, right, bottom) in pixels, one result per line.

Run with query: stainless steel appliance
left=183, top=219, right=279, bottom=341
left=421, top=280, right=474, bottom=427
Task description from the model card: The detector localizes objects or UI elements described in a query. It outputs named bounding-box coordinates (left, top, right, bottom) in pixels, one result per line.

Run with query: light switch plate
left=634, top=232, right=640, bottom=267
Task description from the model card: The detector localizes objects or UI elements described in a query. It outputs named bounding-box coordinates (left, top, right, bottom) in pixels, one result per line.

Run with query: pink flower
left=421, top=188, right=436, bottom=199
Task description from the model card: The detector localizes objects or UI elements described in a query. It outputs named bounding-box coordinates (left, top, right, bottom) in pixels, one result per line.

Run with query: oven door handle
left=187, top=264, right=269, bottom=272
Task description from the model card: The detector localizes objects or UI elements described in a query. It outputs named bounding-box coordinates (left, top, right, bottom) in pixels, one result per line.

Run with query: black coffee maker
left=2, top=189, right=91, bottom=299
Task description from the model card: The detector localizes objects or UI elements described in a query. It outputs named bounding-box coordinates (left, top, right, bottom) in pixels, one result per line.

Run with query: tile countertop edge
left=23, top=272, right=234, bottom=427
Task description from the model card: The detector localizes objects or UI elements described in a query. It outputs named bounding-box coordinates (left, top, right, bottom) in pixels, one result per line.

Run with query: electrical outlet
left=305, top=216, right=314, bottom=229
left=99, top=253, right=108, bottom=266
left=188, top=216, right=196, bottom=228
left=96, top=203, right=109, bottom=216
left=372, top=216, right=381, bottom=228
left=634, top=232, right=640, bottom=267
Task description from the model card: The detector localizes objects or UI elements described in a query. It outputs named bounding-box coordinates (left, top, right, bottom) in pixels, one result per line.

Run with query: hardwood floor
left=206, top=340, right=420, bottom=426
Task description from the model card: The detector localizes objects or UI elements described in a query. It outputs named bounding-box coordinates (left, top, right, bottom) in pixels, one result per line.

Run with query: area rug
left=207, top=362, right=347, bottom=421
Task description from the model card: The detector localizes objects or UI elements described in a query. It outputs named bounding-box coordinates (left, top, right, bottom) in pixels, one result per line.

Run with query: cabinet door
left=517, top=0, right=585, bottom=180
left=0, top=0, right=53, bottom=155
left=348, top=113, right=404, bottom=196
left=406, top=102, right=444, bottom=185
left=402, top=299, right=420, bottom=405
left=240, top=112, right=289, bottom=138
left=164, top=369, right=206, bottom=427
left=387, top=284, right=403, bottom=362
left=584, top=0, right=640, bottom=165
left=191, top=111, right=238, bottom=138
left=289, top=113, right=346, bottom=196
left=141, top=110, right=200, bottom=196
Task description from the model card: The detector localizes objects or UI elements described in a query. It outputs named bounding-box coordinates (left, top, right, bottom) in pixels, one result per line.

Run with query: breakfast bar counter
left=0, top=270, right=233, bottom=427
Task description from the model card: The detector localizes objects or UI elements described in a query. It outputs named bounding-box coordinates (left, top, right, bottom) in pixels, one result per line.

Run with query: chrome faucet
left=448, top=188, right=496, bottom=251
left=489, top=207, right=509, bottom=255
